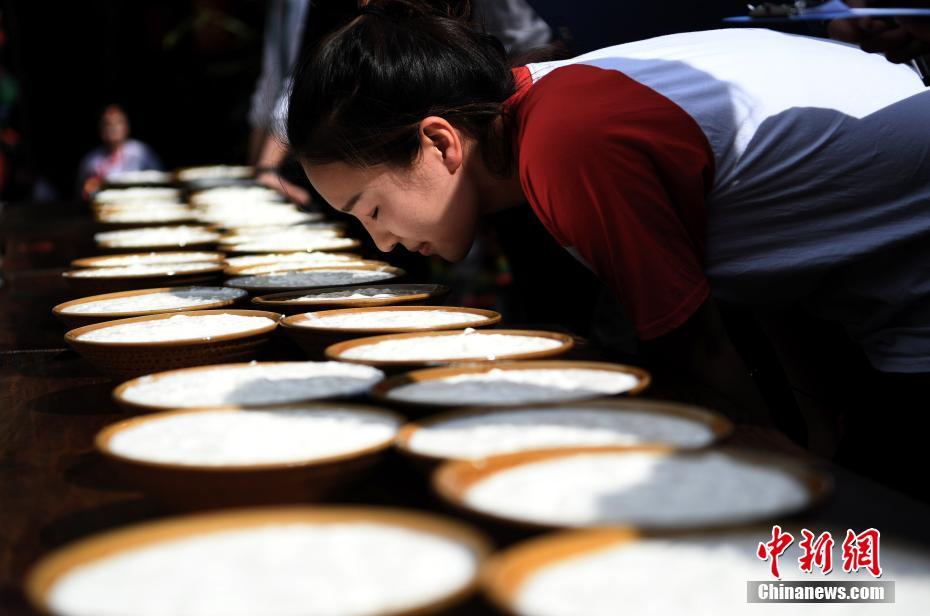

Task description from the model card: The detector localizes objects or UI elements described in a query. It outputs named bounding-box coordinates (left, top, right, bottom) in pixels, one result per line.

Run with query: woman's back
left=515, top=29, right=930, bottom=371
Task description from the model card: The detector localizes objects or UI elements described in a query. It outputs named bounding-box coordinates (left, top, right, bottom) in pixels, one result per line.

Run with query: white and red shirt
left=509, top=28, right=930, bottom=372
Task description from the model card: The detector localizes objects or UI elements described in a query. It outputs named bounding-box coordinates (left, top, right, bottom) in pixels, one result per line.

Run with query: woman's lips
left=418, top=243, right=432, bottom=256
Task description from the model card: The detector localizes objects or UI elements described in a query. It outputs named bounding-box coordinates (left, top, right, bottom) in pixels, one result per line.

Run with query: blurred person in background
left=249, top=0, right=313, bottom=205
left=76, top=104, right=162, bottom=200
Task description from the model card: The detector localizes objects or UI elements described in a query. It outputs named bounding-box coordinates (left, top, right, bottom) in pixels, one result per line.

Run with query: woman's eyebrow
left=340, top=192, right=363, bottom=213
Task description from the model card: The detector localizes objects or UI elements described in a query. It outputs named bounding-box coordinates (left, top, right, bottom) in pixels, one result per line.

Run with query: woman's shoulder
left=514, top=62, right=709, bottom=175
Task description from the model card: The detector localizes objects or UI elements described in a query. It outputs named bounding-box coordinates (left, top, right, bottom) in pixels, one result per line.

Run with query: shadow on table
left=26, top=381, right=121, bottom=416
left=59, top=450, right=132, bottom=492
left=4, top=349, right=99, bottom=378
left=38, top=497, right=165, bottom=553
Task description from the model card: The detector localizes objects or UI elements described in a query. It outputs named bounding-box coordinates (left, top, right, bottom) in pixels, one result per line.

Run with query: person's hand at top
left=828, top=0, right=930, bottom=63
left=256, top=167, right=311, bottom=206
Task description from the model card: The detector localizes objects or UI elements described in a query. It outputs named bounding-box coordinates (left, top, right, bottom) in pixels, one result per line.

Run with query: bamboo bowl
left=253, top=283, right=451, bottom=315
left=26, top=506, right=492, bottom=616
left=432, top=446, right=832, bottom=534
left=225, top=263, right=405, bottom=294
left=325, top=329, right=575, bottom=373
left=395, top=398, right=731, bottom=470
left=70, top=251, right=226, bottom=269
left=65, top=309, right=282, bottom=379
left=62, top=264, right=225, bottom=296
left=280, top=306, right=501, bottom=359
left=112, top=360, right=386, bottom=413
left=95, top=403, right=404, bottom=508
left=373, top=360, right=651, bottom=411
left=53, top=286, right=248, bottom=329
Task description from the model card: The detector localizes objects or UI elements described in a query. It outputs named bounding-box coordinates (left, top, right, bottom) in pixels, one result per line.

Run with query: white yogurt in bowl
left=199, top=209, right=320, bottom=227
left=117, top=361, right=385, bottom=409
left=65, top=263, right=219, bottom=278
left=337, top=329, right=566, bottom=363
left=96, top=207, right=192, bottom=224
left=93, top=187, right=181, bottom=203
left=227, top=268, right=397, bottom=290
left=225, top=236, right=358, bottom=253
left=454, top=449, right=819, bottom=529
left=104, top=406, right=401, bottom=467
left=404, top=402, right=720, bottom=461
left=60, top=288, right=245, bottom=315
left=386, top=365, right=644, bottom=406
left=288, top=287, right=406, bottom=302
left=189, top=186, right=281, bottom=205
left=233, top=261, right=361, bottom=276
left=178, top=165, right=254, bottom=182
left=225, top=252, right=360, bottom=269
left=73, top=252, right=223, bottom=268
left=507, top=528, right=930, bottom=616
left=43, top=513, right=484, bottom=616
left=76, top=313, right=275, bottom=343
left=104, top=170, right=174, bottom=185
left=95, top=226, right=220, bottom=248
left=297, top=309, right=491, bottom=331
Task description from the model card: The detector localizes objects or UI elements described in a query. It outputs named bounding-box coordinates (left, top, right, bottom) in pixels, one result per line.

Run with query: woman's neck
left=470, top=149, right=526, bottom=214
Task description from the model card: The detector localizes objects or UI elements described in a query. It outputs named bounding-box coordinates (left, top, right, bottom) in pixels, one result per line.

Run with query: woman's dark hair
left=286, top=0, right=516, bottom=176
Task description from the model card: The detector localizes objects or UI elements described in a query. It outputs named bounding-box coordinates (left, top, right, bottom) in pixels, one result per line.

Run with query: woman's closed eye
left=369, top=206, right=379, bottom=220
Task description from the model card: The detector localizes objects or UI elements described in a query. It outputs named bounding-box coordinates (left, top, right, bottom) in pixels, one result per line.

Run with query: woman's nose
left=366, top=223, right=397, bottom=253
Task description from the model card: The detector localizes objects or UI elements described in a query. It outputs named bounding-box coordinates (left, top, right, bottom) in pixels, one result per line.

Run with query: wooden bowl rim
left=431, top=445, right=833, bottom=533
left=395, top=397, right=731, bottom=464
left=112, top=360, right=386, bottom=413
left=53, top=286, right=247, bottom=320
left=94, top=225, right=222, bottom=249
left=177, top=163, right=254, bottom=174
left=481, top=520, right=894, bottom=613
left=64, top=309, right=282, bottom=348
left=216, top=221, right=340, bottom=241
left=223, top=258, right=368, bottom=276
left=224, top=251, right=363, bottom=268
left=71, top=251, right=226, bottom=268
left=253, top=283, right=449, bottom=308
left=281, top=305, right=501, bottom=335
left=95, top=402, right=404, bottom=472
left=325, top=329, right=575, bottom=367
left=224, top=259, right=388, bottom=277
left=221, top=238, right=362, bottom=254
left=62, top=263, right=225, bottom=281
left=373, top=360, right=652, bottom=409
left=25, top=506, right=494, bottom=616
left=225, top=264, right=405, bottom=292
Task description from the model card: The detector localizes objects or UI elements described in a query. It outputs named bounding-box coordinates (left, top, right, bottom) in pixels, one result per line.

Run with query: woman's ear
left=419, top=116, right=464, bottom=174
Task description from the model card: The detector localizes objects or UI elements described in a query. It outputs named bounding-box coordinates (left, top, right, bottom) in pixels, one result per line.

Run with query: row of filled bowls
left=61, top=241, right=420, bottom=300
left=36, top=181, right=922, bottom=615
left=35, top=505, right=930, bottom=616
left=91, top=183, right=359, bottom=255
left=88, top=223, right=361, bottom=257
left=26, top=386, right=930, bottom=615
left=98, top=164, right=256, bottom=189
left=55, top=303, right=598, bottom=379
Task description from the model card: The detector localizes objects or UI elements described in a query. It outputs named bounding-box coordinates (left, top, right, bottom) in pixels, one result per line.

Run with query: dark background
left=2, top=0, right=266, bottom=202
left=0, top=0, right=764, bottom=203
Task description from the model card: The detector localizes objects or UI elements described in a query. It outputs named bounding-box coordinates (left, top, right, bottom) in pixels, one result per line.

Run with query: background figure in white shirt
left=76, top=104, right=162, bottom=200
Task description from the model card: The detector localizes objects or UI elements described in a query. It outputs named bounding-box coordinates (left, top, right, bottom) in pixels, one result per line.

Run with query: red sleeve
left=514, top=64, right=715, bottom=339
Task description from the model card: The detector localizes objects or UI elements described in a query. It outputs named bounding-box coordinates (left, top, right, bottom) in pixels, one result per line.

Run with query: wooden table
left=2, top=202, right=929, bottom=615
